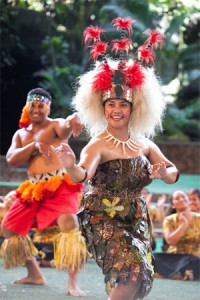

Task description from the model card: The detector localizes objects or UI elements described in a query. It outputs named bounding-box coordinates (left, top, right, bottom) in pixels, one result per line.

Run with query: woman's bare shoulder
left=135, top=137, right=152, bottom=156
left=86, top=133, right=105, bottom=146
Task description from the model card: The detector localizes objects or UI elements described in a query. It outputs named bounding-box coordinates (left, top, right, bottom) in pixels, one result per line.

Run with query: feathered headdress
left=72, top=17, right=166, bottom=138
left=83, top=17, right=165, bottom=104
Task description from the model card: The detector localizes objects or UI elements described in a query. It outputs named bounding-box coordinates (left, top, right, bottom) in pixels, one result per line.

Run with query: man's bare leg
left=67, top=269, right=86, bottom=297
left=1, top=227, right=45, bottom=285
left=57, top=213, right=86, bottom=297
left=13, top=257, right=45, bottom=285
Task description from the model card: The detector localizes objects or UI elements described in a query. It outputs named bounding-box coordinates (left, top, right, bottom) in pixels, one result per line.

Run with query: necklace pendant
left=104, top=130, right=139, bottom=155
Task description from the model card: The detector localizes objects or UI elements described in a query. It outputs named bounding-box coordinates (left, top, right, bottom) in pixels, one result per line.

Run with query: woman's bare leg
left=57, top=213, right=86, bottom=297
left=109, top=278, right=142, bottom=300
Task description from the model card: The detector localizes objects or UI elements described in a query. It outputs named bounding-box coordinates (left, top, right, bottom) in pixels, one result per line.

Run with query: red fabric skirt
left=2, top=181, right=81, bottom=236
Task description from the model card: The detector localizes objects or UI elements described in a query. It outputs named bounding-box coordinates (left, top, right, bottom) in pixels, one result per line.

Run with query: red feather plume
left=137, top=45, right=155, bottom=64
left=111, top=38, right=132, bottom=55
left=143, top=29, right=165, bottom=49
left=112, top=17, right=135, bottom=36
left=82, top=17, right=165, bottom=96
left=83, top=26, right=105, bottom=45
left=89, top=41, right=108, bottom=61
left=92, top=64, right=113, bottom=92
left=125, top=63, right=145, bottom=88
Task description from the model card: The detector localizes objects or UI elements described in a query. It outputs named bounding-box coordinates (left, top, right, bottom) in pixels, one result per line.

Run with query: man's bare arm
left=6, top=131, right=36, bottom=167
left=54, top=113, right=83, bottom=139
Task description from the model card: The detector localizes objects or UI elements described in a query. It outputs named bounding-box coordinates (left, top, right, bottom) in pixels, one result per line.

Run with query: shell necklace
left=104, top=130, right=139, bottom=155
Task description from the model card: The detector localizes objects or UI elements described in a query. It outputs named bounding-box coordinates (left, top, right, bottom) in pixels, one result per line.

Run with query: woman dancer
left=55, top=17, right=179, bottom=300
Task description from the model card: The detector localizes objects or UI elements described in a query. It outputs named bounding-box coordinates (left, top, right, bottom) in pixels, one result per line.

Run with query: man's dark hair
left=27, top=88, right=52, bottom=101
left=188, top=188, right=200, bottom=198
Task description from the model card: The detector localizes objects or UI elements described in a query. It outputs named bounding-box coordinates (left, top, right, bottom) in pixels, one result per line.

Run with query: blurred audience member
left=0, top=190, right=16, bottom=246
left=153, top=190, right=200, bottom=281
left=188, top=188, right=200, bottom=213
left=142, top=189, right=167, bottom=251
left=30, top=227, right=61, bottom=268
left=142, top=189, right=167, bottom=224
left=0, top=190, right=16, bottom=211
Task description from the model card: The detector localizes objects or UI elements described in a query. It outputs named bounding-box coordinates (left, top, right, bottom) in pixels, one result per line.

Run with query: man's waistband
left=29, top=168, right=66, bottom=184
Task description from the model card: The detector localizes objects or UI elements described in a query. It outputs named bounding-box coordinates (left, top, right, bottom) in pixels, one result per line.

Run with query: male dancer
left=1, top=88, right=86, bottom=297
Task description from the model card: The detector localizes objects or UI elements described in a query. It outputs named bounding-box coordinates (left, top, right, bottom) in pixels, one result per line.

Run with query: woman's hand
left=51, top=143, right=76, bottom=168
left=178, top=212, right=190, bottom=227
left=150, top=162, right=168, bottom=180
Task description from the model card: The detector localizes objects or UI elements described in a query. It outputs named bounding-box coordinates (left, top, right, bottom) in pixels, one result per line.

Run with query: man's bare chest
left=20, top=127, right=55, bottom=146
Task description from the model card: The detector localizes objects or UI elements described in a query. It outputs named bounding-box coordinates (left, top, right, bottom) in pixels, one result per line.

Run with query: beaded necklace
left=104, top=130, right=139, bottom=155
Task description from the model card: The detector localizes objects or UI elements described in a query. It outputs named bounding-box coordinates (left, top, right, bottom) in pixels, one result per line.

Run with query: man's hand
left=65, top=113, right=83, bottom=137
left=35, top=142, right=52, bottom=158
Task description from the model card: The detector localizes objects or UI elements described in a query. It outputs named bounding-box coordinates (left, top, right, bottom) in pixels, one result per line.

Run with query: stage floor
left=0, top=258, right=199, bottom=300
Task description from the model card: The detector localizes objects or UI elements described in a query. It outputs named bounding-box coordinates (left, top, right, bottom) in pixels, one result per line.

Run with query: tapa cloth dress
left=78, top=155, right=154, bottom=298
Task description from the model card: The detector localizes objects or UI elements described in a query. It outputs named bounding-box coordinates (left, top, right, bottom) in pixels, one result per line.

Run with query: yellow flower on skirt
left=102, top=197, right=124, bottom=218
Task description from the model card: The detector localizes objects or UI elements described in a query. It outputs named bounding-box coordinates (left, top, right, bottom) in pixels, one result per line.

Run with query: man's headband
left=26, top=94, right=51, bottom=104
